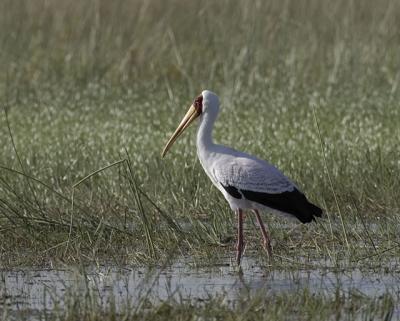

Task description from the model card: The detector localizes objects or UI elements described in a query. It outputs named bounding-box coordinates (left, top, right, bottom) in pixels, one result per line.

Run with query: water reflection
left=1, top=257, right=399, bottom=314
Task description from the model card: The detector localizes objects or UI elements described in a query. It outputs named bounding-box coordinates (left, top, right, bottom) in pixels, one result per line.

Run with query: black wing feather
left=241, top=188, right=322, bottom=223
left=221, top=183, right=322, bottom=223
left=221, top=184, right=242, bottom=199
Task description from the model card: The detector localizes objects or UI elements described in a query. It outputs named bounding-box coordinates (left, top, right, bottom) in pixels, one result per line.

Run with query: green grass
left=56, top=290, right=397, bottom=321
left=2, top=280, right=397, bottom=321
left=0, top=0, right=400, bottom=269
left=1, top=264, right=398, bottom=320
left=1, top=0, right=400, bottom=319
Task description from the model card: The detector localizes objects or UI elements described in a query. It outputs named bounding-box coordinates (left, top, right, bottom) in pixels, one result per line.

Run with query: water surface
left=1, top=257, right=399, bottom=318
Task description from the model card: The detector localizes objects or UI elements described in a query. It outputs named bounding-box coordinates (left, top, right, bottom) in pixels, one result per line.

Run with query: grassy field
left=0, top=0, right=400, bottom=319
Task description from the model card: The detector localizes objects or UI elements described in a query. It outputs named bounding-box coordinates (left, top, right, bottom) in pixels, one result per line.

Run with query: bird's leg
left=236, top=209, right=245, bottom=266
left=253, top=209, right=273, bottom=258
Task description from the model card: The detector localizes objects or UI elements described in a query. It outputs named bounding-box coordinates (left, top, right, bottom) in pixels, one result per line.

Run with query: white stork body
left=196, top=109, right=294, bottom=210
left=162, top=90, right=322, bottom=265
left=198, top=145, right=294, bottom=214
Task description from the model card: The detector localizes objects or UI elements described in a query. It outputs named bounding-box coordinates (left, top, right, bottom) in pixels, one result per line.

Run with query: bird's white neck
left=196, top=110, right=217, bottom=158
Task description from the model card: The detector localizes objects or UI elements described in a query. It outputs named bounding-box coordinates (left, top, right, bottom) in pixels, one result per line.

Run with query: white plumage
left=162, top=90, right=322, bottom=265
left=198, top=146, right=296, bottom=211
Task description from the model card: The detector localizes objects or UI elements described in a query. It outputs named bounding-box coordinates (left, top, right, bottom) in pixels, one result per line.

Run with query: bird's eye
left=193, top=95, right=203, bottom=113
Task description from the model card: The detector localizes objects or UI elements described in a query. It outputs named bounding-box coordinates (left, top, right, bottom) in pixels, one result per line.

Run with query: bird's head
left=201, top=90, right=219, bottom=114
left=161, top=90, right=219, bottom=157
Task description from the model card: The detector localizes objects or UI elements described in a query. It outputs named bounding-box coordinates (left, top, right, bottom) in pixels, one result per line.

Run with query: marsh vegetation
left=0, top=0, right=399, bottom=319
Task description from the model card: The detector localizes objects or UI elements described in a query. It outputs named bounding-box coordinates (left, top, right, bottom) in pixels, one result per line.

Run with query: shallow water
left=1, top=257, right=399, bottom=318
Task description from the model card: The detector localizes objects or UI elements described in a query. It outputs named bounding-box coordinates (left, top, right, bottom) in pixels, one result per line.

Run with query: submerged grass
left=64, top=291, right=398, bottom=321
left=0, top=0, right=399, bottom=270
left=3, top=289, right=397, bottom=321
left=1, top=264, right=398, bottom=320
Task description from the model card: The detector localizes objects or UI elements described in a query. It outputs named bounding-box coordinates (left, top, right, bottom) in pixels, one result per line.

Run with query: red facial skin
left=193, top=95, right=203, bottom=114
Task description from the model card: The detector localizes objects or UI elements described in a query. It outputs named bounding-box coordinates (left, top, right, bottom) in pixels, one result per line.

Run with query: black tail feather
left=240, top=188, right=322, bottom=223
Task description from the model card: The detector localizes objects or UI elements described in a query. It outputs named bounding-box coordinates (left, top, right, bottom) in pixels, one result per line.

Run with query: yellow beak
left=161, top=104, right=200, bottom=157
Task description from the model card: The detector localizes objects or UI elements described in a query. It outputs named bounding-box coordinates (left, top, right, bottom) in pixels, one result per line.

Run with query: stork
left=162, top=90, right=322, bottom=265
